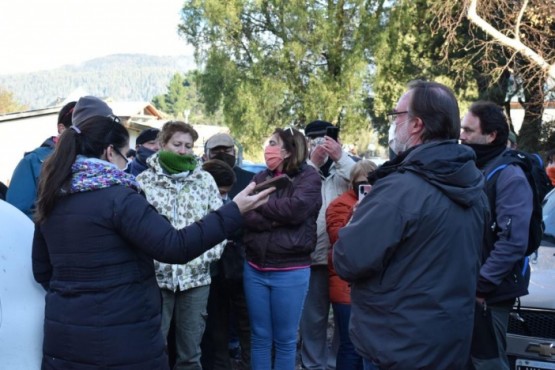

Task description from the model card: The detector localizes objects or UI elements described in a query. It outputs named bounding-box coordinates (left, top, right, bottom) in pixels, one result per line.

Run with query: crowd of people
left=3, top=80, right=552, bottom=369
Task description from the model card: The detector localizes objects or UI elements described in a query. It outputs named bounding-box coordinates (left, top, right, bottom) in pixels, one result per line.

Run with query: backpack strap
left=483, top=154, right=522, bottom=259
left=486, top=164, right=510, bottom=182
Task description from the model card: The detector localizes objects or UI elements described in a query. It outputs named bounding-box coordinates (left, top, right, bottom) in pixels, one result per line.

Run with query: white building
left=0, top=99, right=228, bottom=185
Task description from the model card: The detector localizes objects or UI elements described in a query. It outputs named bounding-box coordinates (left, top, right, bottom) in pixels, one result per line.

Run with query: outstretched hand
left=233, top=182, right=274, bottom=214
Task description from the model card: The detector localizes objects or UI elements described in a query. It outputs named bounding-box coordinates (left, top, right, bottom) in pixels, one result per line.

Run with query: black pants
left=201, top=272, right=251, bottom=370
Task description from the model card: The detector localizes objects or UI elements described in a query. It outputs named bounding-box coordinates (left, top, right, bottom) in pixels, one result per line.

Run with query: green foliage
left=181, top=0, right=551, bottom=156
left=179, top=0, right=387, bottom=158
left=152, top=71, right=225, bottom=126
left=369, top=0, right=487, bottom=146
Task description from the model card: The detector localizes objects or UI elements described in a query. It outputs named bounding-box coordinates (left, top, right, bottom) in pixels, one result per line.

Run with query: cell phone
left=358, top=184, right=372, bottom=200
left=326, top=126, right=339, bottom=141
left=252, top=174, right=291, bottom=194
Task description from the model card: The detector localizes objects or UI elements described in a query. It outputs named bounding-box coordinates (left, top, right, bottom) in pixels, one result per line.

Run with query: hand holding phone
left=326, top=126, right=339, bottom=142
left=252, top=174, right=291, bottom=194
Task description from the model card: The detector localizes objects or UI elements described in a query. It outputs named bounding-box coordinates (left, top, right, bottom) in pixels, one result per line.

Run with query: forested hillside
left=0, top=54, right=195, bottom=109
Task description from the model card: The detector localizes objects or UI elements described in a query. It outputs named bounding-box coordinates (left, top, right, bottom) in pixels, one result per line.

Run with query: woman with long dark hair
left=32, top=96, right=271, bottom=370
left=242, top=127, right=322, bottom=369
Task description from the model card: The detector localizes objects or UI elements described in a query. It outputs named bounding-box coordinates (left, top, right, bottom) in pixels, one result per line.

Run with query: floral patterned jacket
left=136, top=152, right=225, bottom=291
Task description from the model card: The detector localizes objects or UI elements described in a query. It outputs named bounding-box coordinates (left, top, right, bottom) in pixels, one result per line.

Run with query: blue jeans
left=332, top=303, right=362, bottom=370
left=243, top=262, right=310, bottom=370
left=161, top=286, right=210, bottom=370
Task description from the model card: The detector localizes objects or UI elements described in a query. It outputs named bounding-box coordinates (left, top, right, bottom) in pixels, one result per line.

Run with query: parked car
left=240, top=161, right=266, bottom=174
left=506, top=239, right=555, bottom=369
left=0, top=200, right=44, bottom=368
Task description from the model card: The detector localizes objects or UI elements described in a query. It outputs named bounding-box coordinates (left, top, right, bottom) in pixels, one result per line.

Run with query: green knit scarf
left=158, top=150, right=197, bottom=174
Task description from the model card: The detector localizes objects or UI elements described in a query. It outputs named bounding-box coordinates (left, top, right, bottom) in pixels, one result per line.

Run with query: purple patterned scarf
left=70, top=159, right=140, bottom=193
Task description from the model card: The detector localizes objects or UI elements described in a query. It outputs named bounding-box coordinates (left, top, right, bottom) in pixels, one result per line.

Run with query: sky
left=0, top=0, right=194, bottom=75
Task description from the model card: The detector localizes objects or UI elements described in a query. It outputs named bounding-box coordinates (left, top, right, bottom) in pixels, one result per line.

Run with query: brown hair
left=202, top=159, right=236, bottom=188
left=159, top=121, right=199, bottom=145
left=350, top=160, right=378, bottom=185
left=273, top=127, right=308, bottom=175
left=407, top=80, right=460, bottom=143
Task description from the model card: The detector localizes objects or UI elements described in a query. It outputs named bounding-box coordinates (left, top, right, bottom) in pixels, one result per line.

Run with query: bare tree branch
left=514, top=0, right=528, bottom=41
left=467, top=0, right=555, bottom=80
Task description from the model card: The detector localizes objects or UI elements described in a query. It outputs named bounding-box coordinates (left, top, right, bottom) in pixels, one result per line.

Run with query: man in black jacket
left=333, top=81, right=489, bottom=370
left=461, top=101, right=532, bottom=370
left=201, top=132, right=254, bottom=370
left=126, top=128, right=160, bottom=176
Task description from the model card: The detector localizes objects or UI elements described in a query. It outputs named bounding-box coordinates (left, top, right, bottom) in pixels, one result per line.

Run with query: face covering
left=137, top=146, right=157, bottom=163
left=121, top=160, right=129, bottom=172
left=211, top=152, right=236, bottom=168
left=388, top=122, right=396, bottom=149
left=158, top=150, right=197, bottom=174
left=264, top=145, right=284, bottom=171
left=388, top=121, right=410, bottom=155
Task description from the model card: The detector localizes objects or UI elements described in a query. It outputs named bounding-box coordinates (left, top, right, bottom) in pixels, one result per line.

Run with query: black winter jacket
left=243, top=164, right=322, bottom=268
left=32, top=185, right=242, bottom=369
left=334, top=141, right=489, bottom=370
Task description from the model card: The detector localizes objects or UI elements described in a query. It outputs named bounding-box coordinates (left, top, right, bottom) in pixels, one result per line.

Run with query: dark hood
left=378, top=140, right=485, bottom=208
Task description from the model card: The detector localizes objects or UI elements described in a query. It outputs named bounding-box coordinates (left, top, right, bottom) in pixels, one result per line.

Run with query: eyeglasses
left=387, top=110, right=409, bottom=124
left=111, top=145, right=127, bottom=162
left=108, top=114, right=121, bottom=124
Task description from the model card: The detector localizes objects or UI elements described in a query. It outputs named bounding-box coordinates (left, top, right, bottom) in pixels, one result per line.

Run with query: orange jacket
left=326, top=189, right=357, bottom=304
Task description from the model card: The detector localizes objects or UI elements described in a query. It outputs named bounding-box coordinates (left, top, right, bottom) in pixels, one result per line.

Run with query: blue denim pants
left=243, top=262, right=310, bottom=370
left=332, top=302, right=363, bottom=370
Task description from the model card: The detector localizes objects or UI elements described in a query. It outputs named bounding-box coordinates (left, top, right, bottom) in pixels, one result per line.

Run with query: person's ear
left=105, top=145, right=117, bottom=163
left=410, top=116, right=425, bottom=135
left=57, top=123, right=66, bottom=135
left=486, top=131, right=497, bottom=144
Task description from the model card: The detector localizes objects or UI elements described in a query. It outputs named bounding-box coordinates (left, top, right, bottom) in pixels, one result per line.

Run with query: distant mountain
left=0, top=54, right=195, bottom=109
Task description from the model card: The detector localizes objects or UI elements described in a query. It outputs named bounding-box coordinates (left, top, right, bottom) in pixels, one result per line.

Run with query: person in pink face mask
left=242, top=127, right=322, bottom=370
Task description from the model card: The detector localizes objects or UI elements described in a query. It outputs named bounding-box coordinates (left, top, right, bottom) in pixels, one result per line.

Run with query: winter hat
left=136, top=128, right=160, bottom=145
left=72, top=96, right=119, bottom=126
left=304, top=120, right=334, bottom=138
left=205, top=133, right=235, bottom=150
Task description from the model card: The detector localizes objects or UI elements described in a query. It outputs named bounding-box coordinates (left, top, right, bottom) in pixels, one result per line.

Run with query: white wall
left=510, top=107, right=555, bottom=134
left=1, top=114, right=59, bottom=184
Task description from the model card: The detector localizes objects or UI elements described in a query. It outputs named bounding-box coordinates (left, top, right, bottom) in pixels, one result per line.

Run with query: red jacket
left=326, top=189, right=356, bottom=304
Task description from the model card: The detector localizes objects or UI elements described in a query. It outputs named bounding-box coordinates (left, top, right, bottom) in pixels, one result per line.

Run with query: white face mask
left=388, top=121, right=410, bottom=155
left=388, top=122, right=396, bottom=148
left=120, top=160, right=129, bottom=172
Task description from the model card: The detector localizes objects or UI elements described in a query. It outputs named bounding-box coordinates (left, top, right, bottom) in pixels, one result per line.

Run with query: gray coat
left=333, top=141, right=488, bottom=370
